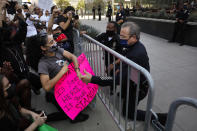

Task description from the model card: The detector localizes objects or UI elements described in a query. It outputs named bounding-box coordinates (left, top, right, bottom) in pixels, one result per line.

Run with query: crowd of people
left=0, top=0, right=168, bottom=130
left=0, top=0, right=88, bottom=130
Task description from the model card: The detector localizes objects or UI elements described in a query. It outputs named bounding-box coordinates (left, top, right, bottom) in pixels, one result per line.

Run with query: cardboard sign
left=54, top=53, right=98, bottom=120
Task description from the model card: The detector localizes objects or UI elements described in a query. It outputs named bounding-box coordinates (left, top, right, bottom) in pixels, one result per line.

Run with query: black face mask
left=48, top=43, right=58, bottom=52
left=106, top=30, right=115, bottom=37
left=6, top=84, right=16, bottom=99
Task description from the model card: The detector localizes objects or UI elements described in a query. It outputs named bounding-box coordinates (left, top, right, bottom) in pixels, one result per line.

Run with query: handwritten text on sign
left=54, top=53, right=98, bottom=120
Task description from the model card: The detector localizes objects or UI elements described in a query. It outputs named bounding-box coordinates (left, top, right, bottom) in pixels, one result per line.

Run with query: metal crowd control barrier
left=73, top=28, right=82, bottom=57
left=73, top=29, right=155, bottom=131
left=165, top=97, right=197, bottom=131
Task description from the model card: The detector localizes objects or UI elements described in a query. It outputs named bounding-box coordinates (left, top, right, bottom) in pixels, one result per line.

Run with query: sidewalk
left=80, top=18, right=197, bottom=131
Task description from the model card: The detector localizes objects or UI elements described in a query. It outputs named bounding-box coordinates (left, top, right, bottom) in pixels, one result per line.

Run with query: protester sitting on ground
left=0, top=74, right=47, bottom=131
left=26, top=34, right=89, bottom=123
left=0, top=10, right=42, bottom=95
left=81, top=22, right=167, bottom=128
left=0, top=5, right=42, bottom=95
left=0, top=61, right=31, bottom=109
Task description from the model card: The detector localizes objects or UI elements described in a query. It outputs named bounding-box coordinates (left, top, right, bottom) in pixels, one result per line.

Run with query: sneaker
left=70, top=113, right=89, bottom=123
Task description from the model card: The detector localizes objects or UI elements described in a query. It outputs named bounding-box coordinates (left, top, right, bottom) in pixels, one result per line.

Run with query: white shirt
left=40, top=15, right=50, bottom=22
left=26, top=16, right=37, bottom=37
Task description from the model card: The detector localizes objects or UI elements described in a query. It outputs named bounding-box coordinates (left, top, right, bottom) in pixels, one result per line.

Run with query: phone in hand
left=41, top=111, right=46, bottom=117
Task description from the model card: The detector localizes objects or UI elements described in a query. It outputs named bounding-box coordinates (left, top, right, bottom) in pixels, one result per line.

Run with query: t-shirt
left=40, top=15, right=50, bottom=22
left=38, top=47, right=69, bottom=79
left=57, top=15, right=73, bottom=43
left=26, top=16, right=37, bottom=37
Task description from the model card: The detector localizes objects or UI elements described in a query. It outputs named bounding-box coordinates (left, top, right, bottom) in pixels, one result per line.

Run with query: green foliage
left=134, top=9, right=176, bottom=20
left=79, top=24, right=100, bottom=38
left=77, top=0, right=85, bottom=10
left=92, top=0, right=105, bottom=12
left=55, top=0, right=71, bottom=10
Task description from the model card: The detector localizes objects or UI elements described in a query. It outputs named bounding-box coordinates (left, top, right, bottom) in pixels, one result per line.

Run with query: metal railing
left=165, top=97, right=197, bottom=131
left=72, top=29, right=197, bottom=131
left=73, top=28, right=155, bottom=131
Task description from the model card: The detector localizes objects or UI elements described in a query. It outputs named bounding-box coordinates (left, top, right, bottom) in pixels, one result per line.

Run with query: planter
left=127, top=16, right=197, bottom=47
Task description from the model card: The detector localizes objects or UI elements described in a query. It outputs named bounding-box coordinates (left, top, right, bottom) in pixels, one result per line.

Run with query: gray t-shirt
left=38, top=47, right=69, bottom=79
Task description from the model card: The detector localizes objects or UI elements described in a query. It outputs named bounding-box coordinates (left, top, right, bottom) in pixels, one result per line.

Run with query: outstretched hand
left=81, top=70, right=92, bottom=84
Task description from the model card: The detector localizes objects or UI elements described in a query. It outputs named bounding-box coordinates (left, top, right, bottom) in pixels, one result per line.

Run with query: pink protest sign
left=54, top=53, right=98, bottom=120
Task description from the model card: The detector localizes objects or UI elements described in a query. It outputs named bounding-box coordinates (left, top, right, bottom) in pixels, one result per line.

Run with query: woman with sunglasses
left=26, top=34, right=89, bottom=123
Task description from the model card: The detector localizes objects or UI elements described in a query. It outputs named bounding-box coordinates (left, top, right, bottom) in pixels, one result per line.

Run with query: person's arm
left=81, top=70, right=113, bottom=86
left=59, top=13, right=72, bottom=30
left=107, top=59, right=120, bottom=72
left=47, top=15, right=54, bottom=34
left=20, top=107, right=39, bottom=119
left=40, top=63, right=68, bottom=92
left=47, top=9, right=58, bottom=34
left=62, top=50, right=81, bottom=79
left=20, top=107, right=47, bottom=131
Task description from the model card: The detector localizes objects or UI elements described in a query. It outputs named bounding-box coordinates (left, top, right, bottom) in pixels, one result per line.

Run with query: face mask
left=6, top=84, right=16, bottom=99
left=48, top=43, right=58, bottom=52
left=120, top=39, right=128, bottom=45
left=106, top=30, right=115, bottom=37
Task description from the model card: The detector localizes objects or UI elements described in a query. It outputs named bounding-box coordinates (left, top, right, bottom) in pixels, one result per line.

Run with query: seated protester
left=0, top=61, right=31, bottom=109
left=0, top=12, right=41, bottom=95
left=57, top=6, right=75, bottom=53
left=26, top=34, right=89, bottom=123
left=95, top=21, right=121, bottom=73
left=0, top=74, right=47, bottom=131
